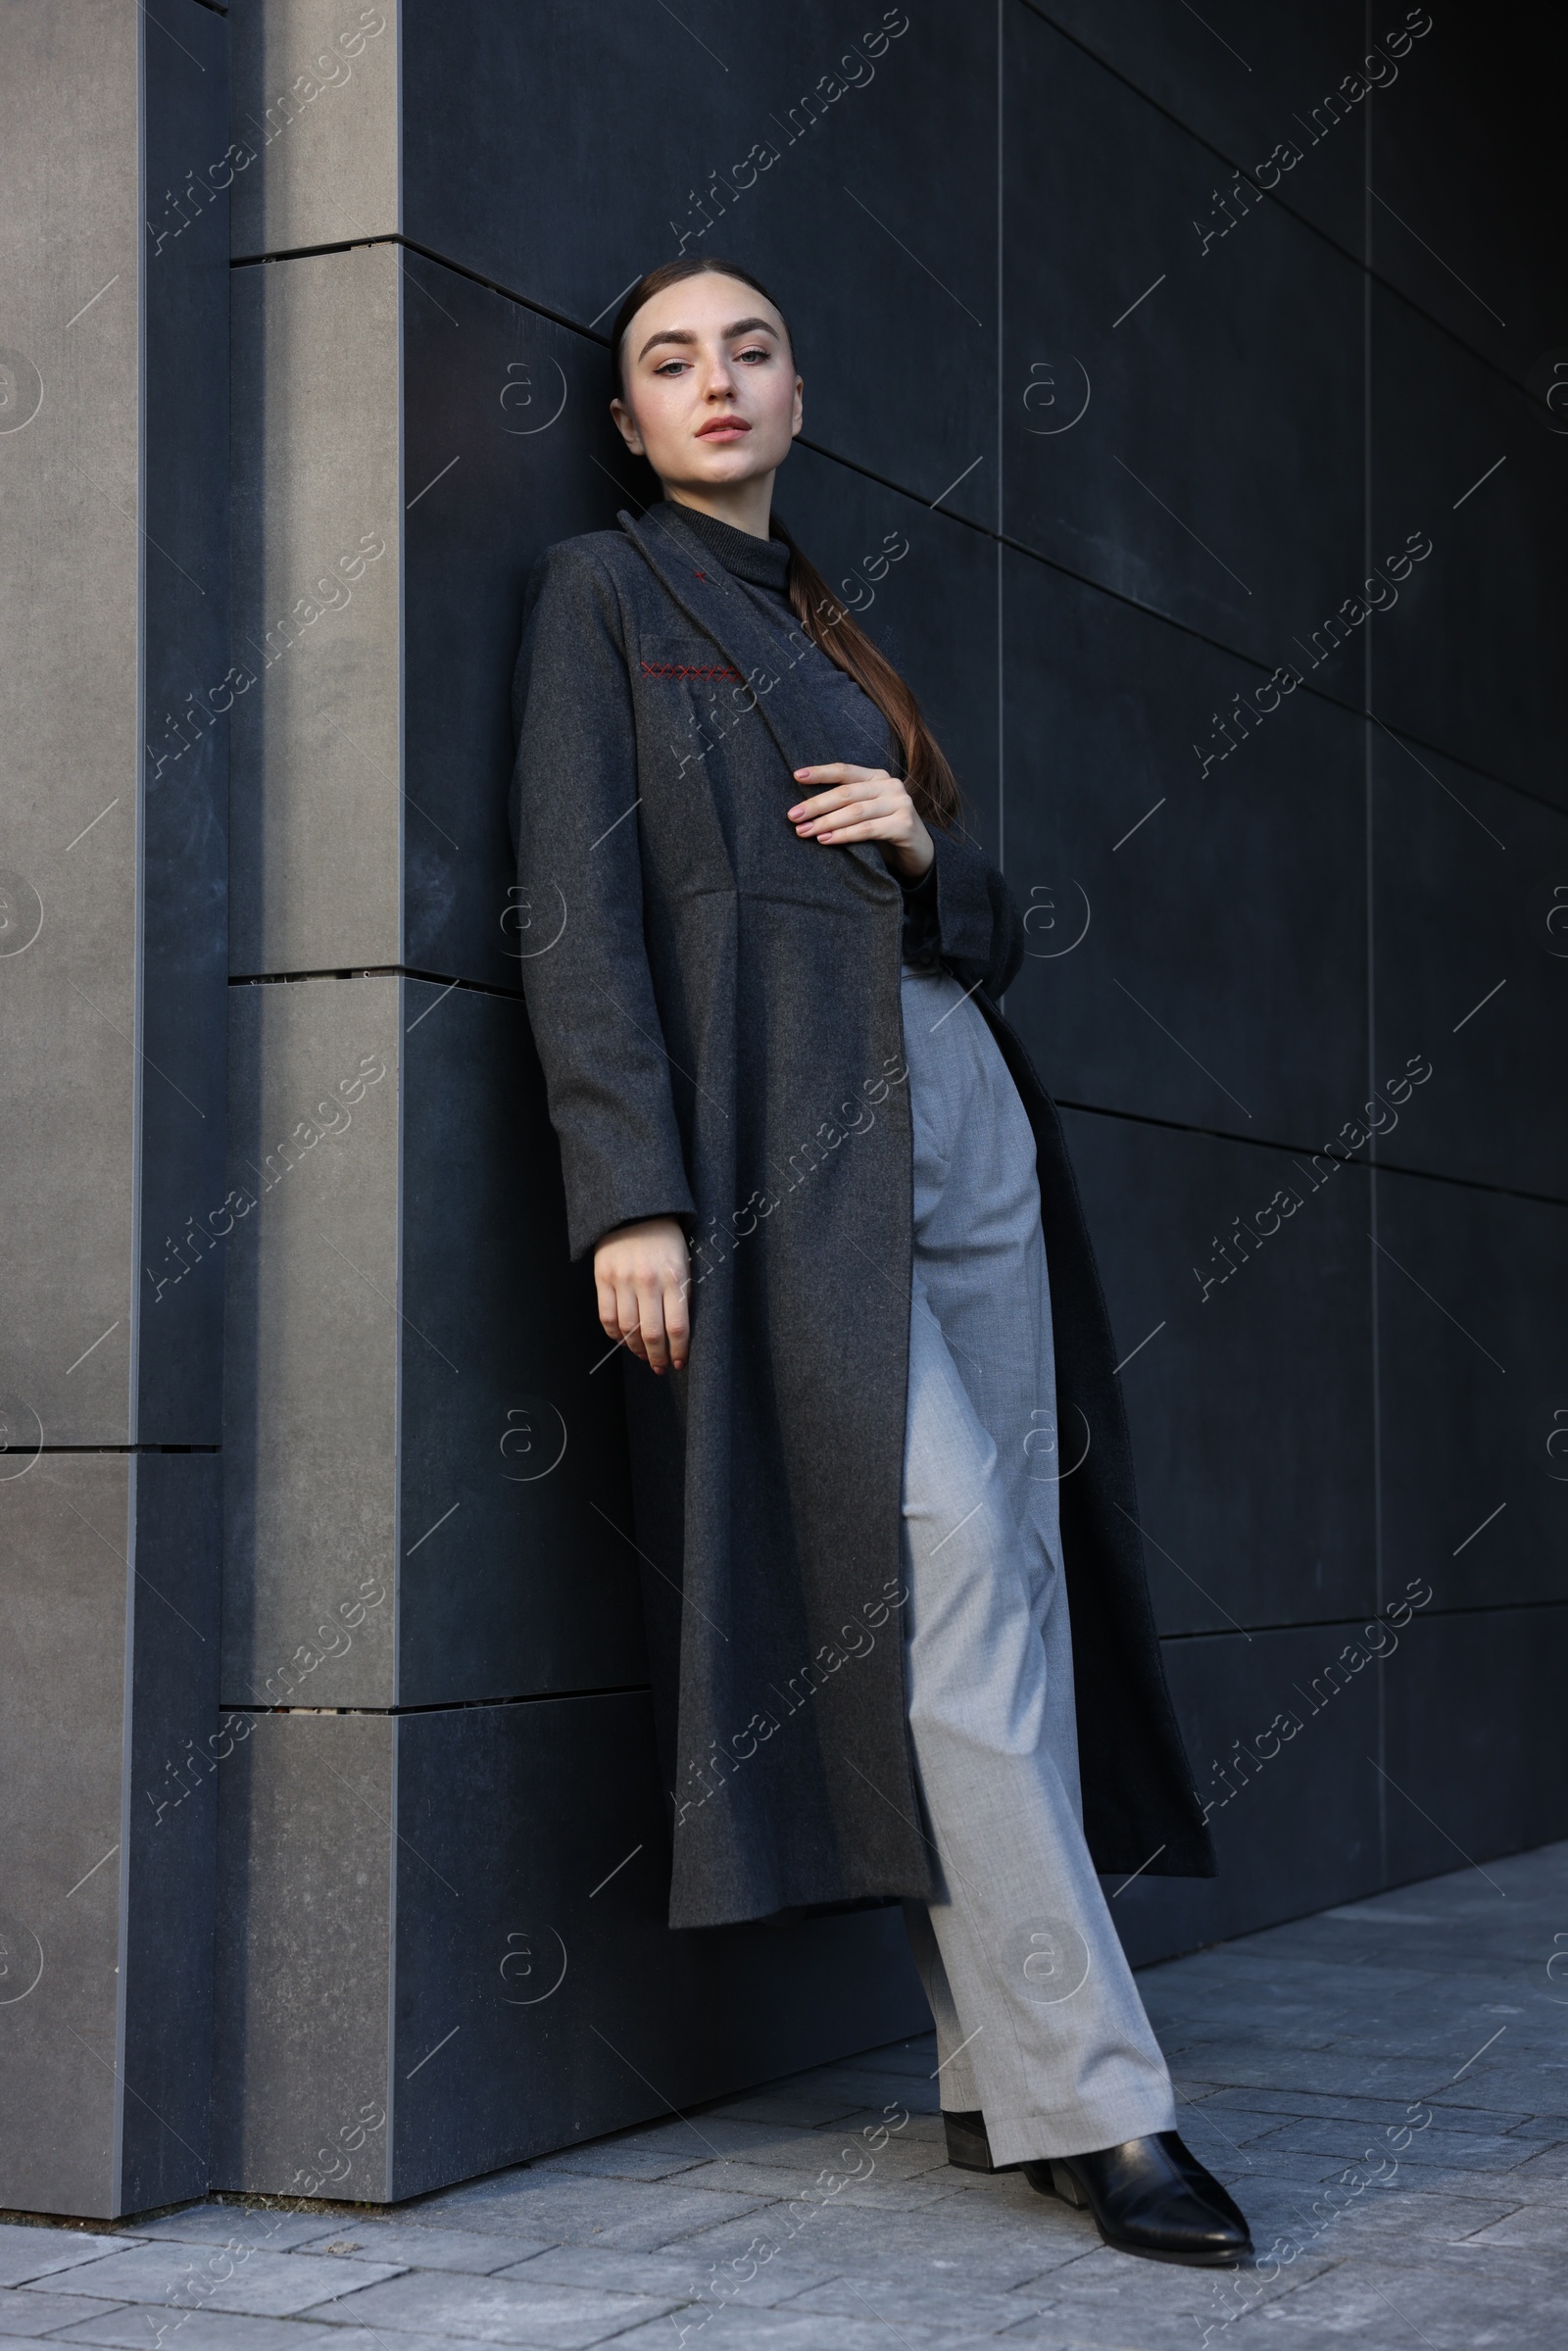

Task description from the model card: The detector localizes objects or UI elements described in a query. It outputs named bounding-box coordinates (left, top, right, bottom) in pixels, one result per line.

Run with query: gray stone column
left=0, top=0, right=229, bottom=2217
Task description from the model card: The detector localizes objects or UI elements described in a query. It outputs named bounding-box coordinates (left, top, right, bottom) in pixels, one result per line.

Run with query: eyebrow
left=635, top=317, right=781, bottom=364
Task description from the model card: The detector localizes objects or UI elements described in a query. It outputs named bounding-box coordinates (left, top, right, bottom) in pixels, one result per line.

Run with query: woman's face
left=611, top=274, right=803, bottom=495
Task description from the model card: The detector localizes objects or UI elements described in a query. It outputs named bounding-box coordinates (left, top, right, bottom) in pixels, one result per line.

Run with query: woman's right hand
left=593, top=1216, right=691, bottom=1374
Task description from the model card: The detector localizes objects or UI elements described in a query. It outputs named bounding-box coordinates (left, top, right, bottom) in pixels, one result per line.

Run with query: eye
left=735, top=344, right=772, bottom=364
left=653, top=359, right=689, bottom=377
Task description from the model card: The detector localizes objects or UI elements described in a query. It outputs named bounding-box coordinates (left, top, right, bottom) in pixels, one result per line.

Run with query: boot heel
left=943, top=2110, right=996, bottom=2173
left=1049, top=2158, right=1090, bottom=2209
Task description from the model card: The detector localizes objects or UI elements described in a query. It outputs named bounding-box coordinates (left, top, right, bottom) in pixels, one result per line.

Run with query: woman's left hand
left=788, top=764, right=934, bottom=881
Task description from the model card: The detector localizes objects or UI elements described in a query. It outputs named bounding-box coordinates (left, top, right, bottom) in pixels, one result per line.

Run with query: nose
left=700, top=347, right=738, bottom=399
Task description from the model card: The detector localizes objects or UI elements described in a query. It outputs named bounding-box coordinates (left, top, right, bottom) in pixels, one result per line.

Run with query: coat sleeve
left=917, top=824, right=1027, bottom=1000
left=509, top=541, right=697, bottom=1262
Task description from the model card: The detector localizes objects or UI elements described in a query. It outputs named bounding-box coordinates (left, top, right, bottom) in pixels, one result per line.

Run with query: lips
left=697, top=416, right=751, bottom=438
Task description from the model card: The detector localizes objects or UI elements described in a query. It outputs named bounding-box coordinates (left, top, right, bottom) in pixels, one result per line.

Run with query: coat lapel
left=619, top=508, right=898, bottom=890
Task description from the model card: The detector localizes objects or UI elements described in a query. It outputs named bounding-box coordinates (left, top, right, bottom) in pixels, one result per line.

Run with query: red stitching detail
left=640, top=660, right=743, bottom=681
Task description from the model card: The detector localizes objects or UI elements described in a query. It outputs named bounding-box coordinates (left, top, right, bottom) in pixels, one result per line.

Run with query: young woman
left=510, top=258, right=1250, bottom=2266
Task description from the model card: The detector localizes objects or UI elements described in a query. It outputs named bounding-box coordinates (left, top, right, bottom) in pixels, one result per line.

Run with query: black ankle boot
left=1156, top=2131, right=1250, bottom=2237
left=1023, top=2132, right=1251, bottom=2265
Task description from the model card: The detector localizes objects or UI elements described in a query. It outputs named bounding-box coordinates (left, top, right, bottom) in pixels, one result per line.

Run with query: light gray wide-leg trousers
left=898, top=962, right=1177, bottom=2167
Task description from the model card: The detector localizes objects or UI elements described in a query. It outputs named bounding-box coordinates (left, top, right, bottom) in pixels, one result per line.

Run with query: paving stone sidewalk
left=5, top=1843, right=1566, bottom=2349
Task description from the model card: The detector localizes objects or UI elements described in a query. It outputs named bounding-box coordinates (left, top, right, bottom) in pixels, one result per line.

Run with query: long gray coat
left=510, top=502, right=1214, bottom=1931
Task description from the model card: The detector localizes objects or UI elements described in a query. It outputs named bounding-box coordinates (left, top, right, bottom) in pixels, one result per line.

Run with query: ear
left=610, top=397, right=645, bottom=457
left=790, top=375, right=804, bottom=438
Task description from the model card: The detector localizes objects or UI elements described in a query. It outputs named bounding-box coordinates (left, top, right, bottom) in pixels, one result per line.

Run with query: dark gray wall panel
left=1366, top=11, right=1563, bottom=380
left=1382, top=1605, right=1568, bottom=1885
left=1025, top=0, right=1368, bottom=255
left=398, top=980, right=645, bottom=1704
left=1003, top=4, right=1363, bottom=675
left=1059, top=1111, right=1377, bottom=1637
left=1110, top=1618, right=1386, bottom=1968
left=391, top=1696, right=926, bottom=2199
left=121, top=1449, right=224, bottom=2215
left=1002, top=551, right=1367, bottom=1145
left=1370, top=730, right=1568, bottom=1197
left=140, top=0, right=232, bottom=1444
left=0, top=1451, right=219, bottom=2219
left=1376, top=1172, right=1568, bottom=1615
left=399, top=0, right=998, bottom=531
left=1369, top=285, right=1568, bottom=808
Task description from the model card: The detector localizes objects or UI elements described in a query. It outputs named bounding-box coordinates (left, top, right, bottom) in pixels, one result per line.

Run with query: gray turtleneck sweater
left=664, top=503, right=941, bottom=968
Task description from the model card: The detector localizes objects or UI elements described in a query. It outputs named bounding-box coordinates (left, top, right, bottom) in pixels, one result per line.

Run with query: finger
left=811, top=796, right=909, bottom=835
left=595, top=1271, right=620, bottom=1341
left=613, top=1277, right=650, bottom=1363
left=787, top=769, right=883, bottom=814
left=789, top=775, right=888, bottom=813
left=635, top=1273, right=670, bottom=1373
left=814, top=816, right=912, bottom=845
left=790, top=784, right=875, bottom=822
left=664, top=1273, right=691, bottom=1368
left=791, top=762, right=878, bottom=787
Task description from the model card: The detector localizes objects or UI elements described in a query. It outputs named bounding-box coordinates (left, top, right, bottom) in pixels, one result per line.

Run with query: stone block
left=228, top=0, right=398, bottom=262
left=0, top=0, right=228, bottom=1447
left=228, top=245, right=401, bottom=977
left=0, top=1452, right=220, bottom=2218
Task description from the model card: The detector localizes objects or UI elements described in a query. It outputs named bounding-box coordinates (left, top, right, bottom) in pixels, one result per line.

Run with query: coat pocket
left=636, top=635, right=746, bottom=687
left=635, top=634, right=774, bottom=808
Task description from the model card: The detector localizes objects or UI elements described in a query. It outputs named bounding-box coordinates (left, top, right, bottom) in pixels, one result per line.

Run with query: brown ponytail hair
left=610, top=258, right=962, bottom=835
